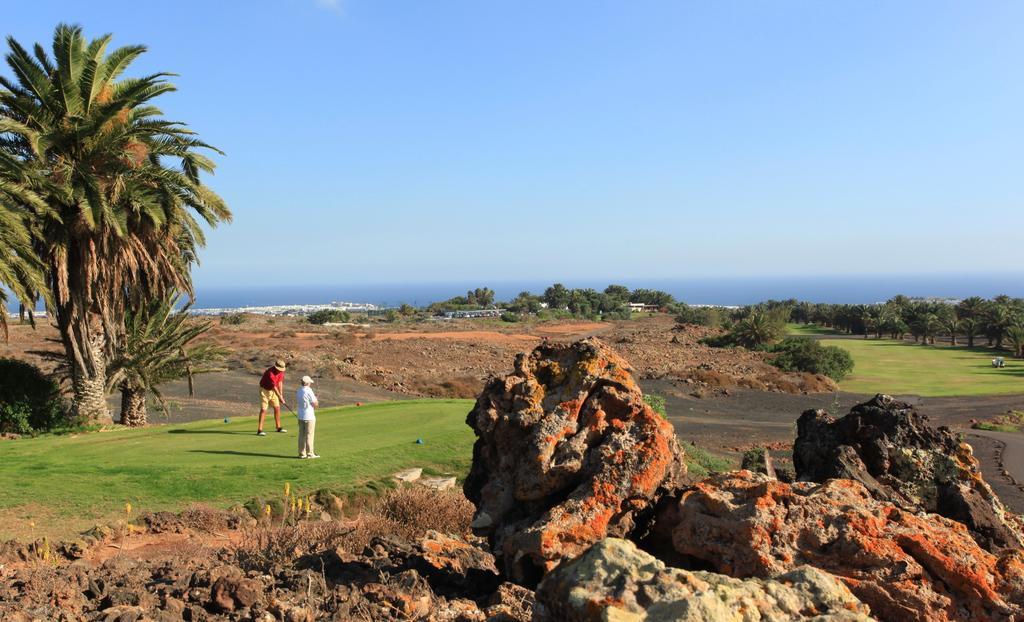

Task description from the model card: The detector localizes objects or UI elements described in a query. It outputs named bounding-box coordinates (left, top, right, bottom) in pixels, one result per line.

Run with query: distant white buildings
left=189, top=301, right=379, bottom=316
left=5, top=310, right=48, bottom=319
left=441, top=309, right=505, bottom=319
left=628, top=303, right=663, bottom=312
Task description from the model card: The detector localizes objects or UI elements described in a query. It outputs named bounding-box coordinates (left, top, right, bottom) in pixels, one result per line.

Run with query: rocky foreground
left=2, top=338, right=1023, bottom=621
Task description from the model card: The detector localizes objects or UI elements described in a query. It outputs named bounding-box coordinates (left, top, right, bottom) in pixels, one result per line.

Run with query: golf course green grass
left=785, top=323, right=844, bottom=336
left=823, top=339, right=1024, bottom=397
left=0, top=399, right=475, bottom=540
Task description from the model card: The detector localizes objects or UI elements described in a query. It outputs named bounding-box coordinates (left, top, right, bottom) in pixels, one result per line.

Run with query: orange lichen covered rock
left=664, top=471, right=1024, bottom=622
left=463, top=338, right=685, bottom=584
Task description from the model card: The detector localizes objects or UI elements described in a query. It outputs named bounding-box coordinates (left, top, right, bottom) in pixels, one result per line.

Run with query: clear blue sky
left=7, top=2, right=1023, bottom=288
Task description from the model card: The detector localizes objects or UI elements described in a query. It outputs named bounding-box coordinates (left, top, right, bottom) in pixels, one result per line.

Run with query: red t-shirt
left=260, top=367, right=284, bottom=391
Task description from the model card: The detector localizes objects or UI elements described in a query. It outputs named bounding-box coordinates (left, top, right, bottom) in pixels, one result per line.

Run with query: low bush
left=603, top=307, right=632, bottom=321
left=682, top=442, right=732, bottom=478
left=376, top=487, right=474, bottom=537
left=699, top=333, right=736, bottom=348
left=220, top=312, right=247, bottom=325
left=767, top=337, right=854, bottom=380
left=500, top=312, right=519, bottom=323
left=0, top=358, right=66, bottom=435
left=307, top=309, right=351, bottom=325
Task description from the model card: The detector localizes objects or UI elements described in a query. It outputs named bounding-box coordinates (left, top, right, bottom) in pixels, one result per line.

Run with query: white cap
left=301, top=375, right=314, bottom=385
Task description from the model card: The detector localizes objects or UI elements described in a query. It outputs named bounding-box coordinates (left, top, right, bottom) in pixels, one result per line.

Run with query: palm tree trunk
left=950, top=334, right=957, bottom=346
left=53, top=259, right=111, bottom=424
left=120, top=387, right=147, bottom=427
left=66, top=334, right=110, bottom=423
left=967, top=334, right=974, bottom=348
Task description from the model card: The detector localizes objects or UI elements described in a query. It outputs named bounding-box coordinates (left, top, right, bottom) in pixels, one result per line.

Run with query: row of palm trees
left=788, top=296, right=1024, bottom=356
left=0, top=24, right=231, bottom=424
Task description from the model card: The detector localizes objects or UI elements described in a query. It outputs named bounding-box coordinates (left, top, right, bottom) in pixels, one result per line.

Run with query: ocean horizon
left=190, top=273, right=1024, bottom=310
left=7, top=273, right=1024, bottom=313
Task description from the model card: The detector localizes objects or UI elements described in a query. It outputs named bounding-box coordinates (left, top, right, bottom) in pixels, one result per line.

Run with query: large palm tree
left=0, top=24, right=230, bottom=421
left=956, top=296, right=985, bottom=347
left=730, top=307, right=786, bottom=348
left=984, top=302, right=1011, bottom=349
left=106, top=294, right=225, bottom=427
left=937, top=307, right=959, bottom=346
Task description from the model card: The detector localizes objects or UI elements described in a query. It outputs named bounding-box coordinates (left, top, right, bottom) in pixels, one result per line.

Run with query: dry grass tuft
left=377, top=487, right=474, bottom=535
left=235, top=521, right=356, bottom=573
left=234, top=487, right=476, bottom=568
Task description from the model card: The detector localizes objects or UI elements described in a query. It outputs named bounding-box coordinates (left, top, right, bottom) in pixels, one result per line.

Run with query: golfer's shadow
left=188, top=449, right=294, bottom=459
left=168, top=429, right=251, bottom=436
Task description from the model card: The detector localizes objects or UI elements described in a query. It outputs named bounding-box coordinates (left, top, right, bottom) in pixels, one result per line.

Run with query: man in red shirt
left=257, top=359, right=288, bottom=436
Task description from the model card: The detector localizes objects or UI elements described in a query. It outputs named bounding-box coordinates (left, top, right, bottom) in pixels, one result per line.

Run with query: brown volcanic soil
left=197, top=314, right=829, bottom=400
left=5, top=314, right=1021, bottom=512
left=0, top=314, right=811, bottom=408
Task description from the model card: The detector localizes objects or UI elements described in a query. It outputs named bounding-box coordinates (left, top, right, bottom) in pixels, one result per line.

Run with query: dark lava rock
left=794, top=393, right=1024, bottom=553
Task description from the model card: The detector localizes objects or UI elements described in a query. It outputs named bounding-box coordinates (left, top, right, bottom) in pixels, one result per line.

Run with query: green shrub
left=643, top=394, right=667, bottom=417
left=0, top=359, right=66, bottom=435
left=0, top=401, right=33, bottom=435
left=700, top=333, right=737, bottom=348
left=307, top=309, right=351, bottom=325
left=674, top=305, right=722, bottom=327
left=768, top=337, right=854, bottom=380
left=682, top=442, right=732, bottom=478
left=603, top=306, right=632, bottom=321
left=500, top=312, right=519, bottom=323
left=220, top=313, right=247, bottom=325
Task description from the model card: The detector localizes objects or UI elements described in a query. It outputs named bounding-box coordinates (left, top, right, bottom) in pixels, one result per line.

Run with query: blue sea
left=188, top=273, right=1024, bottom=309
left=7, top=273, right=1023, bottom=313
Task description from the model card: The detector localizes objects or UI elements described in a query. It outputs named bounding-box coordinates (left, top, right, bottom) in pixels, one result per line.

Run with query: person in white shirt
left=296, top=375, right=319, bottom=459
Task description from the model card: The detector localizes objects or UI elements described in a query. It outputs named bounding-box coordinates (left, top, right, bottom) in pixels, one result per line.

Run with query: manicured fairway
left=785, top=323, right=843, bottom=336
left=0, top=400, right=475, bottom=539
left=822, top=339, right=1024, bottom=397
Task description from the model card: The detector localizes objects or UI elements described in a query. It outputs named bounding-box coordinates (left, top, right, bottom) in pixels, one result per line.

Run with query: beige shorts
left=259, top=388, right=280, bottom=410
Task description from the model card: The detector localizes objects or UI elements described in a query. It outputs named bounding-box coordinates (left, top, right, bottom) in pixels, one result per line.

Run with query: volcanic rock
left=210, top=571, right=262, bottom=612
left=794, top=394, right=1024, bottom=552
left=362, top=531, right=501, bottom=598
left=536, top=537, right=873, bottom=621
left=463, top=338, right=685, bottom=584
left=663, top=471, right=1024, bottom=622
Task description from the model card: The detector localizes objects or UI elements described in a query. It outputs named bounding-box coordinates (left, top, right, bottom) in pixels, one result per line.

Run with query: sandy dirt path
left=971, top=429, right=1024, bottom=482
left=965, top=429, right=1024, bottom=513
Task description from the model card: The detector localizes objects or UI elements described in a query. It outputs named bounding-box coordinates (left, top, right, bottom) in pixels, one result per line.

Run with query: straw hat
left=274, top=359, right=287, bottom=371
left=301, top=375, right=314, bottom=385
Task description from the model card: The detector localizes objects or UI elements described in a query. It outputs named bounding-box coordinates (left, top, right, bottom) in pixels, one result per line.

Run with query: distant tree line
left=787, top=295, right=1024, bottom=356
left=679, top=294, right=1024, bottom=359
left=427, top=288, right=497, bottom=314
left=420, top=283, right=678, bottom=322
left=505, top=283, right=677, bottom=321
